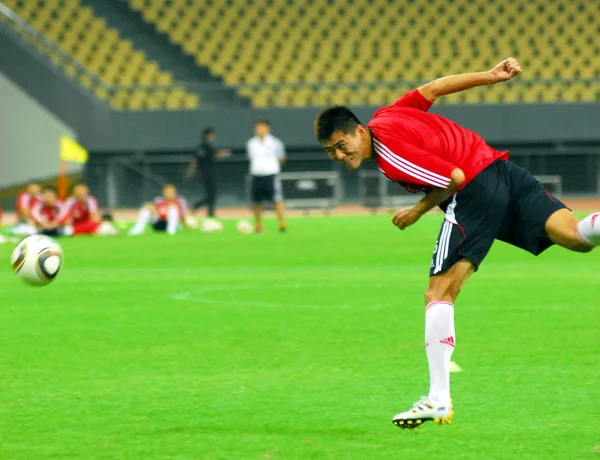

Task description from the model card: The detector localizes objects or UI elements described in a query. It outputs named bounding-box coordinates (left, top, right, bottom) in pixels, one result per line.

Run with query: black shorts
left=152, top=219, right=168, bottom=232
left=430, top=160, right=568, bottom=276
left=251, top=174, right=283, bottom=203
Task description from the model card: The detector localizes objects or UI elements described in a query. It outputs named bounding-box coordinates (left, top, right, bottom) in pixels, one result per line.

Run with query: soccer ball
left=201, top=218, right=223, bottom=233
left=185, top=215, right=199, bottom=229
left=11, top=235, right=63, bottom=286
left=236, top=219, right=253, bottom=234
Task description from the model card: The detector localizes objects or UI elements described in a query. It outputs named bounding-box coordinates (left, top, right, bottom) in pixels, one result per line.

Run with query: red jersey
left=367, top=89, right=509, bottom=192
left=154, top=196, right=187, bottom=221
left=64, top=196, right=98, bottom=225
left=16, top=192, right=41, bottom=217
left=31, top=200, right=67, bottom=226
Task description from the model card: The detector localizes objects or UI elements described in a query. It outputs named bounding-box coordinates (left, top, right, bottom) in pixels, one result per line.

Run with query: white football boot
left=392, top=396, right=454, bottom=430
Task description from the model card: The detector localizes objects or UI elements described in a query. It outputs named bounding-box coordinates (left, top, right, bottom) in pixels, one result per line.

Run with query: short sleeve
left=177, top=197, right=188, bottom=217
left=88, top=197, right=99, bottom=213
left=30, top=202, right=43, bottom=224
left=373, top=138, right=455, bottom=189
left=275, top=139, right=285, bottom=159
left=393, top=89, right=433, bottom=112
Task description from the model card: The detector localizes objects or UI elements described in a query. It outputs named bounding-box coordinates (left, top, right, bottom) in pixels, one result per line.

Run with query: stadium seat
left=5, top=0, right=199, bottom=110
left=124, top=0, right=600, bottom=107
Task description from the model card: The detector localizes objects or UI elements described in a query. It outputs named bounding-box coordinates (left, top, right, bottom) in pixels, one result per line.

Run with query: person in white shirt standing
left=247, top=119, right=287, bottom=233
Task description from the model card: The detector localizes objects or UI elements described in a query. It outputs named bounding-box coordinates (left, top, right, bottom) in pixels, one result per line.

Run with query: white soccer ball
left=11, top=235, right=64, bottom=286
left=185, top=215, right=199, bottom=229
left=201, top=218, right=223, bottom=233
left=236, top=219, right=253, bottom=234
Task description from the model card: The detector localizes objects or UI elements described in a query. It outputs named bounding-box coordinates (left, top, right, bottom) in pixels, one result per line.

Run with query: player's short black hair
left=202, top=127, right=215, bottom=139
left=255, top=118, right=270, bottom=126
left=314, top=106, right=362, bottom=143
left=42, top=185, right=57, bottom=194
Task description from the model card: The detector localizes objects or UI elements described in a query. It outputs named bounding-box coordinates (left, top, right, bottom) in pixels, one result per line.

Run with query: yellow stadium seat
left=12, top=0, right=600, bottom=108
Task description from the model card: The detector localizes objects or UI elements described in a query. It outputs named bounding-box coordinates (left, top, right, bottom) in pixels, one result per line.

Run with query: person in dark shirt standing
left=186, top=127, right=230, bottom=218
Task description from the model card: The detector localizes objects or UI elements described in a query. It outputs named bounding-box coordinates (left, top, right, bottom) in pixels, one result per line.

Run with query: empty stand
left=128, top=0, right=600, bottom=107
left=2, top=0, right=199, bottom=110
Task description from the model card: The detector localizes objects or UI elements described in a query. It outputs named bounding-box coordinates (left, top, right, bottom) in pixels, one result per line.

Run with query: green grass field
left=1, top=215, right=599, bottom=459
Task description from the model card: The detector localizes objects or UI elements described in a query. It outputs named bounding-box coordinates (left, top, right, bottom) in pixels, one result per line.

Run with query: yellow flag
left=60, top=136, right=88, bottom=164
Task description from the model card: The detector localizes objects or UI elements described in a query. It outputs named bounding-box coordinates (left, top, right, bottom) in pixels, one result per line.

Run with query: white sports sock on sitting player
left=129, top=207, right=151, bottom=235
left=166, top=205, right=180, bottom=235
left=577, top=213, right=600, bottom=246
left=425, top=301, right=455, bottom=405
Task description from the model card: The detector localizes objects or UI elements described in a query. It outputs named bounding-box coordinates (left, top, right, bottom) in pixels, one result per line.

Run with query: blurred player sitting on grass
left=31, top=185, right=73, bottom=237
left=315, top=57, right=600, bottom=430
left=11, top=182, right=42, bottom=236
left=63, top=182, right=119, bottom=236
left=129, top=184, right=191, bottom=235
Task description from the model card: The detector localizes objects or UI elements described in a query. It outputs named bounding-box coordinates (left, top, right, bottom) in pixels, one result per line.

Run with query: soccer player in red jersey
left=63, top=182, right=101, bottom=235
left=31, top=186, right=73, bottom=237
left=314, top=58, right=600, bottom=429
left=129, top=184, right=191, bottom=235
left=12, top=182, right=42, bottom=236
left=16, top=182, right=41, bottom=223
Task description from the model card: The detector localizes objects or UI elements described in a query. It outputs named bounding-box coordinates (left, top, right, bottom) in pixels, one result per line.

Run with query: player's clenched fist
left=490, top=57, right=521, bottom=82
left=392, top=206, right=423, bottom=230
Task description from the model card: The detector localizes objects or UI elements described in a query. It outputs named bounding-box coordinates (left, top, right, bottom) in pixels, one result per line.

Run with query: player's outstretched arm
left=417, top=58, right=521, bottom=102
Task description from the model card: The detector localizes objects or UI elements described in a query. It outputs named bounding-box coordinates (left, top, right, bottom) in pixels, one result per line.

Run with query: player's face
left=28, top=184, right=41, bottom=196
left=74, top=185, right=88, bottom=200
left=322, top=127, right=370, bottom=170
left=42, top=190, right=56, bottom=205
left=255, top=122, right=270, bottom=138
left=163, top=186, right=177, bottom=201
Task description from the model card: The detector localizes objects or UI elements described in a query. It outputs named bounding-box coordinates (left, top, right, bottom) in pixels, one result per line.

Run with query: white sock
left=425, top=301, right=455, bottom=405
left=577, top=213, right=600, bottom=246
left=166, top=205, right=180, bottom=235
left=129, top=208, right=151, bottom=235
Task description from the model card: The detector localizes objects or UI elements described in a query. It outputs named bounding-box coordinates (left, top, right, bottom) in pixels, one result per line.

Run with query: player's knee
left=425, top=273, right=467, bottom=304
left=425, top=282, right=459, bottom=305
left=554, top=225, right=592, bottom=253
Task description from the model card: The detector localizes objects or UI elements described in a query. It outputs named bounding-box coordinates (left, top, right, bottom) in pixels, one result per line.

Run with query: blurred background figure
left=129, top=184, right=191, bottom=235
left=31, top=186, right=72, bottom=237
left=63, top=181, right=100, bottom=235
left=186, top=127, right=230, bottom=219
left=247, top=119, right=287, bottom=233
left=11, top=182, right=41, bottom=236
left=61, top=181, right=118, bottom=236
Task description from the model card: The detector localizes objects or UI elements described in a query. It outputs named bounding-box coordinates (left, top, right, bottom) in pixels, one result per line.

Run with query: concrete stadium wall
left=0, top=24, right=109, bottom=147
left=90, top=101, right=600, bottom=153
left=0, top=71, right=81, bottom=188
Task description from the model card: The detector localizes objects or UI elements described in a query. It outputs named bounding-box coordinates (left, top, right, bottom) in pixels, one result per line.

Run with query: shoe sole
left=393, top=410, right=454, bottom=430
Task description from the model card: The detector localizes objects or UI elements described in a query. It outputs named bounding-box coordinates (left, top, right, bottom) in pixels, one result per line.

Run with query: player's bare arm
left=392, top=168, right=465, bottom=230
left=185, top=159, right=197, bottom=180
left=417, top=57, right=522, bottom=102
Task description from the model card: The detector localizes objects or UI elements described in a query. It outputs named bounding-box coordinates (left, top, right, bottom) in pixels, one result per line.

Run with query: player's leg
left=393, top=162, right=510, bottom=430
left=253, top=203, right=263, bottom=233
left=129, top=203, right=156, bottom=235
left=496, top=161, right=595, bottom=256
left=423, top=259, right=474, bottom=409
left=273, top=175, right=286, bottom=231
left=73, top=221, right=100, bottom=235
left=204, top=171, right=217, bottom=218
left=166, top=204, right=180, bottom=235
left=545, top=209, right=598, bottom=252
left=251, top=176, right=264, bottom=233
